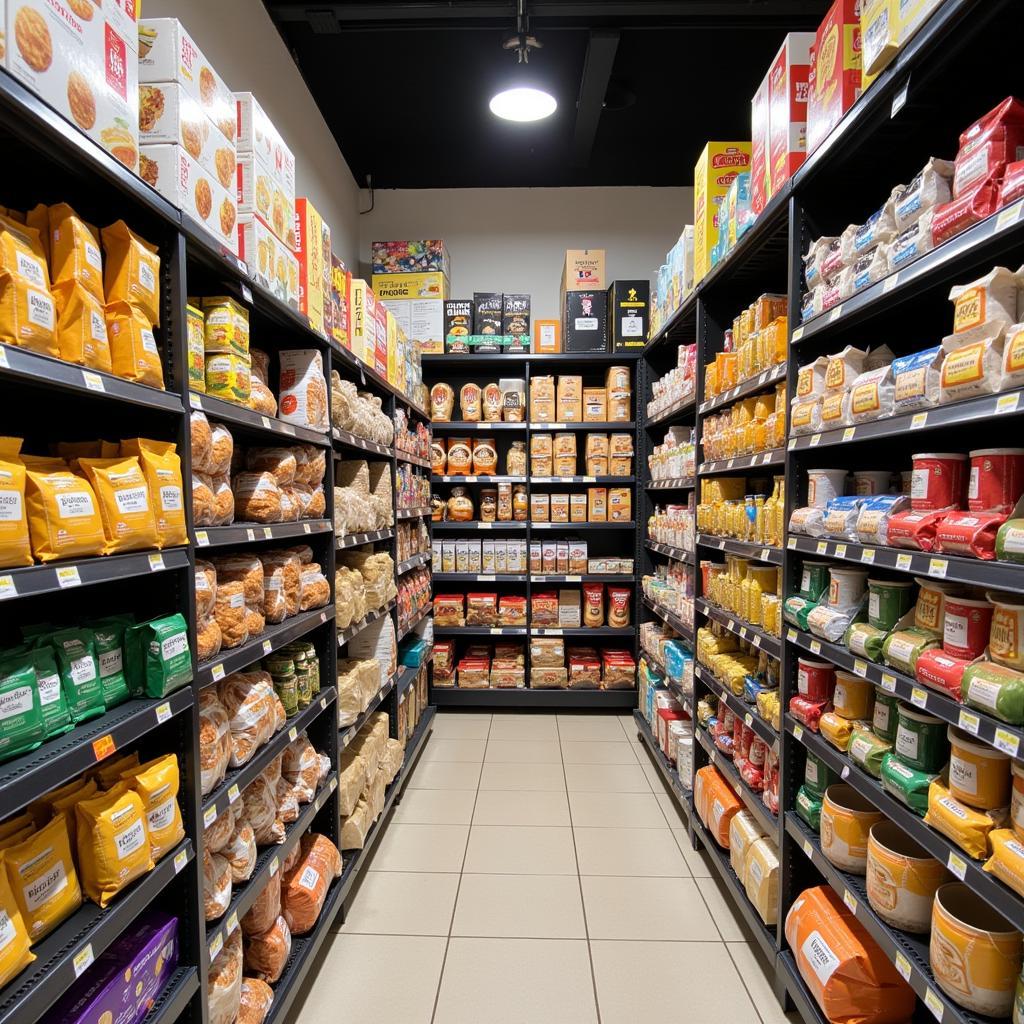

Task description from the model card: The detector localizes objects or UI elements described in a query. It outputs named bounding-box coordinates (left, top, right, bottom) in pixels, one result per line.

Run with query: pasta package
left=0, top=866, right=33, bottom=988
left=78, top=456, right=159, bottom=555
left=105, top=301, right=165, bottom=389
left=924, top=778, right=1003, bottom=859
left=0, top=438, right=31, bottom=568
left=48, top=204, right=103, bottom=301
left=53, top=281, right=112, bottom=371
left=279, top=349, right=328, bottom=431
left=243, top=915, right=291, bottom=983
left=938, top=329, right=1005, bottom=404
left=0, top=216, right=57, bottom=356
left=120, top=439, right=187, bottom=548
left=848, top=366, right=895, bottom=423
left=122, top=754, right=184, bottom=863
left=24, top=460, right=105, bottom=561
left=101, top=220, right=161, bottom=327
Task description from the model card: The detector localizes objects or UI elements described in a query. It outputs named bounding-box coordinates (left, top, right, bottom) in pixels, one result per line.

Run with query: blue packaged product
left=890, top=215, right=933, bottom=268
left=890, top=345, right=942, bottom=412
left=822, top=496, right=866, bottom=541
left=853, top=205, right=896, bottom=257
left=664, top=641, right=693, bottom=687
left=855, top=493, right=912, bottom=546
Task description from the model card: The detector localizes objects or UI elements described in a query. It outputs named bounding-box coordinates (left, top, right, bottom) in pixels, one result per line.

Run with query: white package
left=895, top=158, right=955, bottom=231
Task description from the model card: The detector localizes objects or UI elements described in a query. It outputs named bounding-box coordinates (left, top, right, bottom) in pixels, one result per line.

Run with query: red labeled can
left=942, top=595, right=995, bottom=660
left=968, top=448, right=1024, bottom=514
left=911, top=452, right=968, bottom=511
left=797, top=658, right=835, bottom=700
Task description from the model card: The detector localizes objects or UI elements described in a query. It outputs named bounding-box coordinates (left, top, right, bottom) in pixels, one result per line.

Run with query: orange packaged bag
left=0, top=859, right=33, bottom=987
left=101, top=221, right=160, bottom=326
left=786, top=885, right=916, bottom=1024
left=0, top=215, right=57, bottom=356
left=23, top=458, right=106, bottom=561
left=121, top=754, right=184, bottom=863
left=48, top=204, right=104, bottom=302
left=119, top=439, right=186, bottom=548
left=78, top=456, right=159, bottom=555
left=281, top=833, right=342, bottom=934
left=53, top=281, right=112, bottom=371
left=699, top=767, right=743, bottom=848
left=0, top=438, right=32, bottom=568
left=105, top=301, right=165, bottom=389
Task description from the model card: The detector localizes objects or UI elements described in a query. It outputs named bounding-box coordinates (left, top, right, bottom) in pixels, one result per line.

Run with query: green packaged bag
left=845, top=621, right=888, bottom=663
left=50, top=628, right=105, bottom=724
left=962, top=661, right=1024, bottom=724
left=848, top=724, right=892, bottom=779
left=0, top=654, right=46, bottom=761
left=882, top=627, right=940, bottom=676
left=872, top=689, right=900, bottom=743
left=784, top=596, right=817, bottom=631
left=795, top=784, right=823, bottom=831
left=125, top=614, right=192, bottom=698
left=996, top=519, right=1024, bottom=564
left=19, top=646, right=72, bottom=738
left=89, top=616, right=133, bottom=710
left=880, top=752, right=935, bottom=816
left=804, top=750, right=836, bottom=799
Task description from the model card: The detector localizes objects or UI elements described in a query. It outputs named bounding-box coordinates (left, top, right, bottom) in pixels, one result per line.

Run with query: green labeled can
left=804, top=750, right=836, bottom=799
left=894, top=705, right=949, bottom=773
left=872, top=688, right=900, bottom=743
left=867, top=578, right=915, bottom=631
left=799, top=561, right=831, bottom=602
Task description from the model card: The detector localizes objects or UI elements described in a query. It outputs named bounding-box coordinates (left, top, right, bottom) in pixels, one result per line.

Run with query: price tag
left=288, top=726, right=298, bottom=742
left=203, top=805, right=218, bottom=828
left=883, top=272, right=900, bottom=294
left=911, top=412, right=928, bottom=429
left=303, top=522, right=312, bottom=534
left=565, top=575, right=581, bottom=583
left=739, top=627, right=749, bottom=639
left=792, top=326, right=804, bottom=343
left=842, top=890, right=858, bottom=914
left=854, top=660, right=867, bottom=678
left=910, top=687, right=928, bottom=709
left=330, top=776, right=338, bottom=792
left=208, top=935, right=223, bottom=962
left=174, top=847, right=189, bottom=874
left=828, top=305, right=844, bottom=323
left=227, top=783, right=240, bottom=804
left=727, top=620, right=736, bottom=631
left=264, top=527, right=273, bottom=539
left=891, top=75, right=910, bottom=117
left=92, top=733, right=115, bottom=761
left=924, top=988, right=944, bottom=1021
left=269, top=855, right=280, bottom=876
left=957, top=710, right=980, bottom=735
left=947, top=851, right=969, bottom=879
left=490, top=627, right=504, bottom=634
left=478, top=574, right=496, bottom=582
left=787, top=437, right=797, bottom=450
left=726, top=459, right=734, bottom=469
left=240, top=283, right=253, bottom=303
left=753, top=635, right=762, bottom=649
left=994, top=728, right=1021, bottom=757
left=810, top=433, right=821, bottom=447
left=550, top=423, right=566, bottom=430
left=0, top=576, right=15, bottom=600
left=996, top=200, right=1023, bottom=232
left=80, top=369, right=106, bottom=392
left=809, top=640, right=822, bottom=655
left=760, top=549, right=770, bottom=561
left=793, top=724, right=804, bottom=741
left=0, top=347, right=8, bottom=368
left=802, top=839, right=813, bottom=860
left=997, top=392, right=1020, bottom=414
left=841, top=764, right=851, bottom=780
left=261, top=416, right=272, bottom=430
left=834, top=544, right=847, bottom=559
left=928, top=558, right=948, bottom=579
left=787, top=537, right=797, bottom=550
left=861, top=548, right=875, bottom=564
left=226, top=911, right=239, bottom=935
left=211, top=663, right=225, bottom=682
left=881, top=673, right=897, bottom=693
left=262, top=639, right=273, bottom=656
left=479, top=522, right=494, bottom=530
left=816, top=541, right=828, bottom=555
left=148, top=552, right=165, bottom=572
left=155, top=701, right=172, bottom=724
left=73, top=944, right=95, bottom=977
left=195, top=530, right=209, bottom=547
left=896, top=553, right=913, bottom=571
left=320, top=696, right=327, bottom=710
left=189, top=392, right=203, bottom=410
left=56, top=565, right=82, bottom=588
left=786, top=628, right=797, bottom=642
left=894, top=951, right=912, bottom=982
left=320, top=611, right=327, bottom=623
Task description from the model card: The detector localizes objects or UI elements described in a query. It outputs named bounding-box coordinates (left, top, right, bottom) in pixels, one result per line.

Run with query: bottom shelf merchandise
left=339, top=714, right=406, bottom=852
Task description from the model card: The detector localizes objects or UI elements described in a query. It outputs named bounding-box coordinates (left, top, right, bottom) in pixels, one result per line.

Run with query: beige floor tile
left=591, top=940, right=760, bottom=1024
left=463, top=825, right=577, bottom=874
left=434, top=938, right=598, bottom=1024
left=432, top=715, right=492, bottom=740
left=673, top=828, right=714, bottom=877
left=573, top=826, right=689, bottom=876
left=478, top=762, right=566, bottom=791
left=472, top=788, right=571, bottom=826
left=391, top=788, right=477, bottom=825
left=697, top=870, right=756, bottom=942
left=421, top=738, right=487, bottom=763
left=338, top=871, right=460, bottom=935
left=451, top=873, right=586, bottom=938
left=484, top=739, right=562, bottom=763
left=564, top=763, right=652, bottom=793
left=581, top=876, right=720, bottom=940
left=290, top=933, right=446, bottom=1024
left=557, top=715, right=629, bottom=741
left=727, top=941, right=794, bottom=1024
left=654, top=788, right=690, bottom=827
left=637, top=755, right=666, bottom=789
left=560, top=740, right=640, bottom=765
left=406, top=761, right=482, bottom=790
left=368, top=824, right=469, bottom=873
left=569, top=791, right=667, bottom=827
left=488, top=716, right=560, bottom=740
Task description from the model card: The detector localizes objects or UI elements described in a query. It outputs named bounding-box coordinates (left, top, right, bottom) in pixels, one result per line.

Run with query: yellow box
left=386, top=309, right=398, bottom=385
left=693, top=142, right=752, bottom=283
left=349, top=278, right=371, bottom=363
left=861, top=0, right=897, bottom=78
left=898, top=0, right=943, bottom=46
left=296, top=198, right=330, bottom=335
left=371, top=271, right=449, bottom=301
left=534, top=319, right=560, bottom=353
left=587, top=487, right=607, bottom=522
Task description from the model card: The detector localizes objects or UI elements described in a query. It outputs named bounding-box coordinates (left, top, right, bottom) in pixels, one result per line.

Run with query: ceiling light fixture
left=490, top=1, right=555, bottom=122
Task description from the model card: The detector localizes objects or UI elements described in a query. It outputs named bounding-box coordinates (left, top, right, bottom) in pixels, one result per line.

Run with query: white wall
left=358, top=187, right=694, bottom=318
left=144, top=0, right=361, bottom=267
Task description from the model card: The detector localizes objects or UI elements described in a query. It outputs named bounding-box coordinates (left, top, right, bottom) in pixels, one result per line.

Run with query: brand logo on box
left=178, top=152, right=190, bottom=191
left=711, top=151, right=749, bottom=169
left=796, top=81, right=810, bottom=102
left=47, top=0, right=85, bottom=37
left=105, top=24, right=128, bottom=99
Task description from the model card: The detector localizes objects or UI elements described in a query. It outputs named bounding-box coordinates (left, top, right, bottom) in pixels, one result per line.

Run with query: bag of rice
left=807, top=603, right=859, bottom=643
left=939, top=327, right=1006, bottom=404
left=124, top=614, right=192, bottom=698
left=856, top=494, right=911, bottom=546
left=119, top=439, right=186, bottom=548
left=89, top=615, right=132, bottom=709
left=850, top=244, right=891, bottom=294
left=105, top=302, right=164, bottom=389
left=852, top=199, right=898, bottom=260
left=23, top=459, right=105, bottom=562
left=17, top=645, right=70, bottom=738
left=1002, top=323, right=1024, bottom=390
left=0, top=438, right=31, bottom=569
left=819, top=389, right=851, bottom=430
left=788, top=506, right=825, bottom=537
left=845, top=621, right=888, bottom=662
left=0, top=653, right=45, bottom=759
left=889, top=211, right=935, bottom=270
left=924, top=778, right=1004, bottom=859
left=880, top=752, right=935, bottom=816
left=789, top=396, right=821, bottom=435
left=50, top=627, right=105, bottom=723
left=820, top=711, right=858, bottom=752
left=0, top=864, right=33, bottom=987
left=848, top=365, right=895, bottom=423
left=891, top=346, right=943, bottom=412
left=949, top=266, right=1020, bottom=342
left=121, top=754, right=183, bottom=863
left=796, top=357, right=829, bottom=399
left=825, top=346, right=868, bottom=392
left=822, top=496, right=865, bottom=541
left=882, top=627, right=940, bottom=675
left=804, top=237, right=837, bottom=290
left=895, top=158, right=955, bottom=231
left=101, top=220, right=161, bottom=327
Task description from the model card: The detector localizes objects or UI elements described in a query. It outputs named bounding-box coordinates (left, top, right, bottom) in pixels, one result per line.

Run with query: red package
left=915, top=648, right=970, bottom=700
left=733, top=715, right=744, bottom=752
left=737, top=756, right=765, bottom=792
left=713, top=731, right=736, bottom=758
left=932, top=177, right=1002, bottom=246
left=749, top=736, right=768, bottom=767
left=789, top=694, right=830, bottom=731
left=955, top=97, right=1024, bottom=198
left=763, top=786, right=780, bottom=815
left=935, top=510, right=1007, bottom=559
left=886, top=509, right=950, bottom=551
left=739, top=724, right=755, bottom=760
left=999, top=159, right=1024, bottom=207
left=714, top=706, right=736, bottom=739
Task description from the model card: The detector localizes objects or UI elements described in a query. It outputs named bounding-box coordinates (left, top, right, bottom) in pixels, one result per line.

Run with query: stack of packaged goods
left=649, top=427, right=696, bottom=483
left=373, top=239, right=449, bottom=358
left=650, top=231, right=695, bottom=336
left=333, top=458, right=394, bottom=540
left=339, top=713, right=405, bottom=849
left=696, top=625, right=780, bottom=734
left=331, top=374, right=396, bottom=447
left=696, top=476, right=785, bottom=547
left=702, top=557, right=782, bottom=638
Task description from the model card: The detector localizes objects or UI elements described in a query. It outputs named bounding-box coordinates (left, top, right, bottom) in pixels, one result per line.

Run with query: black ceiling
left=264, top=1, right=827, bottom=188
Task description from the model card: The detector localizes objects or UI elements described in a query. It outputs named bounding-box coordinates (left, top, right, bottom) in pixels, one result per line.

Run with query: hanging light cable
left=490, top=0, right=556, bottom=122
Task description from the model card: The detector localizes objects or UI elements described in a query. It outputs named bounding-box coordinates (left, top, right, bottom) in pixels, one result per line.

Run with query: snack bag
left=48, top=204, right=104, bottom=301
left=125, top=614, right=192, bottom=698
left=105, top=301, right=165, bottom=389
left=78, top=456, right=159, bottom=555
left=119, top=439, right=186, bottom=548
left=121, top=754, right=184, bottom=863
left=23, top=458, right=105, bottom=561
left=0, top=864, right=33, bottom=988
left=278, top=349, right=328, bottom=431
left=50, top=627, right=105, bottom=723
left=0, top=215, right=57, bottom=356
left=19, top=645, right=72, bottom=739
left=0, top=438, right=32, bottom=568
left=52, top=281, right=112, bottom=371
left=101, top=221, right=160, bottom=326
left=90, top=615, right=132, bottom=709
left=0, top=653, right=45, bottom=760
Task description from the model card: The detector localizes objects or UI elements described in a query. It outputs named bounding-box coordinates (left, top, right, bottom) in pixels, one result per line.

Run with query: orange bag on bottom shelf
left=695, top=765, right=743, bottom=848
left=785, top=885, right=916, bottom=1024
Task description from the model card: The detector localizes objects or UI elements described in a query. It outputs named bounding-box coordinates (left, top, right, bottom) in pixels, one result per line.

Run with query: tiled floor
left=289, top=711, right=794, bottom=1024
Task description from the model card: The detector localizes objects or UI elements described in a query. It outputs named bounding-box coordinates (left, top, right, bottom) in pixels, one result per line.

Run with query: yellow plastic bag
left=105, top=301, right=164, bottom=389
left=0, top=858, right=34, bottom=988
left=101, top=221, right=160, bottom=327
left=122, top=754, right=183, bottom=862
left=53, top=440, right=102, bottom=461
left=0, top=828, right=33, bottom=852
left=925, top=778, right=1004, bottom=860
left=0, top=438, right=31, bottom=568
left=50, top=778, right=98, bottom=852
left=77, top=456, right=158, bottom=555
left=119, top=439, right=186, bottom=548
left=24, top=204, right=48, bottom=262
left=0, top=215, right=57, bottom=357
left=53, top=280, right=112, bottom=372
left=23, top=459, right=105, bottom=561
left=0, top=813, right=33, bottom=843
left=49, top=204, right=104, bottom=302
left=94, top=751, right=139, bottom=789
left=75, top=782, right=154, bottom=907
left=3, top=813, right=82, bottom=941
left=985, top=829, right=1024, bottom=897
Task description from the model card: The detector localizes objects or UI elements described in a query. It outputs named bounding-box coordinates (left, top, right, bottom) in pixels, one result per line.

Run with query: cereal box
left=237, top=213, right=298, bottom=308
left=693, top=142, right=752, bottom=283
left=373, top=295, right=388, bottom=378
left=349, top=277, right=371, bottom=364
left=294, top=197, right=329, bottom=335
left=806, top=0, right=863, bottom=154
left=7, top=1, right=140, bottom=172
left=140, top=143, right=238, bottom=254
left=139, top=82, right=235, bottom=191
left=385, top=297, right=444, bottom=355
left=138, top=19, right=235, bottom=144
left=751, top=71, right=771, bottom=215
left=768, top=33, right=814, bottom=192
left=371, top=271, right=449, bottom=301
left=372, top=239, right=449, bottom=276
left=328, top=255, right=350, bottom=349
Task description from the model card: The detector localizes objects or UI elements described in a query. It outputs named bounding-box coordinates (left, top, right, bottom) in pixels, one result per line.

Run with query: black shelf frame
left=697, top=535, right=783, bottom=565
left=633, top=710, right=692, bottom=819
left=432, top=688, right=637, bottom=708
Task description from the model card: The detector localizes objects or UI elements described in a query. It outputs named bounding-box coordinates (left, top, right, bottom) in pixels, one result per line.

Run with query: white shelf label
left=841, top=764, right=850, bottom=780
left=787, top=537, right=797, bottom=550
left=208, top=935, right=223, bottom=962
left=793, top=724, right=804, bottom=741
left=911, top=412, right=928, bottom=429
left=786, top=628, right=796, bottom=642
left=816, top=541, right=828, bottom=555
left=802, top=839, right=813, bottom=859
left=148, top=552, right=165, bottom=572
left=226, top=910, right=239, bottom=935
left=203, top=805, right=218, bottom=828
left=264, top=527, right=274, bottom=539
left=997, top=393, right=1020, bottom=415
left=894, top=951, right=911, bottom=982
left=195, top=530, right=209, bottom=547
left=880, top=673, right=897, bottom=693
left=787, top=438, right=797, bottom=450
left=0, top=576, right=16, bottom=600
left=227, top=783, right=240, bottom=804
left=56, top=565, right=81, bottom=588
left=924, top=988, right=944, bottom=1021
left=957, top=710, right=980, bottom=735
left=883, top=273, right=900, bottom=294
left=174, top=847, right=189, bottom=874
left=834, top=544, right=847, bottom=559
left=155, top=701, right=172, bottom=724
left=82, top=370, right=105, bottom=392
left=0, top=347, right=8, bottom=368
left=994, top=728, right=1021, bottom=757
left=853, top=660, right=867, bottom=678
left=828, top=305, right=843, bottom=323
left=262, top=639, right=273, bottom=655
left=947, top=851, right=968, bottom=880
left=211, top=663, right=225, bottom=682
left=288, top=726, right=298, bottom=742
left=73, top=944, right=95, bottom=977
left=928, top=558, right=948, bottom=579
left=809, top=640, right=822, bottom=655
left=809, top=434, right=821, bottom=447
left=842, top=890, right=858, bottom=914
left=891, top=77, right=910, bottom=117
left=269, top=855, right=280, bottom=876
left=896, top=553, right=913, bottom=571
left=996, top=200, right=1024, bottom=232
left=303, top=523, right=312, bottom=534
left=910, top=688, right=928, bottom=709
left=792, top=326, right=804, bottom=342
left=760, top=549, right=770, bottom=562
left=861, top=548, right=875, bottom=564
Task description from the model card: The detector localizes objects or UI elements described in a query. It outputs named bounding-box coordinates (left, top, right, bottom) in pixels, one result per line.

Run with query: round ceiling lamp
left=489, top=85, right=557, bottom=122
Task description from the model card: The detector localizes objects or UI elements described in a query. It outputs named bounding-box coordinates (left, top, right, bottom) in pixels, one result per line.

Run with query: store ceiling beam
left=572, top=30, right=619, bottom=168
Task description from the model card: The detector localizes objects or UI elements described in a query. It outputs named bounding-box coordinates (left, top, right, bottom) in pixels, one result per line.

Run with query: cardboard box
left=693, top=142, right=752, bottom=283
left=508, top=540, right=525, bottom=574
left=444, top=299, right=473, bottom=351
left=328, top=255, right=350, bottom=348
left=238, top=214, right=299, bottom=308
left=372, top=239, right=449, bottom=276
left=898, top=0, right=943, bottom=45
left=584, top=388, right=607, bottom=422
left=372, top=271, right=449, bottom=301
left=609, top=487, right=632, bottom=522
left=556, top=375, right=582, bottom=421
left=386, top=308, right=397, bottom=384
left=587, top=487, right=607, bottom=522
left=562, top=249, right=606, bottom=293
left=570, top=493, right=587, bottom=522
left=139, top=19, right=234, bottom=144
left=861, top=0, right=898, bottom=76
left=384, top=297, right=445, bottom=355
left=374, top=299, right=388, bottom=378
left=295, top=197, right=330, bottom=334
left=806, top=0, right=863, bottom=154
left=769, top=33, right=814, bottom=192
left=349, top=278, right=370, bottom=362
left=563, top=291, right=608, bottom=352
left=141, top=144, right=238, bottom=253
left=751, top=71, right=771, bottom=215
left=9, top=1, right=139, bottom=173
left=530, top=493, right=550, bottom=522
left=607, top=280, right=649, bottom=350
left=473, top=292, right=503, bottom=339
left=534, top=319, right=560, bottom=353
left=530, top=375, right=555, bottom=423
left=558, top=590, right=581, bottom=628
left=502, top=293, right=530, bottom=338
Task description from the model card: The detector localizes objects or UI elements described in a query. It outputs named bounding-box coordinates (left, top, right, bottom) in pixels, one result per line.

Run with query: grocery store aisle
left=289, top=712, right=794, bottom=1024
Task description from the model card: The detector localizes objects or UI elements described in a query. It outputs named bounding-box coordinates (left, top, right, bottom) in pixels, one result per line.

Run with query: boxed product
left=530, top=376, right=555, bottom=422
left=768, top=33, right=815, bottom=191
left=138, top=83, right=235, bottom=191
left=502, top=293, right=530, bottom=338
left=751, top=71, right=771, bottom=215
left=694, top=142, right=752, bottom=282
left=138, top=19, right=234, bottom=144
left=862, top=0, right=943, bottom=76
left=444, top=299, right=473, bottom=350
left=8, top=1, right=140, bottom=172
left=557, top=376, right=582, bottom=421
left=806, top=0, right=863, bottom=153
left=295, top=197, right=331, bottom=335
left=473, top=292, right=503, bottom=342
left=559, top=590, right=581, bottom=628
left=372, top=239, right=450, bottom=276
left=607, top=280, right=649, bottom=349
left=385, top=298, right=444, bottom=356
left=238, top=214, right=299, bottom=308
left=534, top=319, right=560, bottom=353
left=373, top=297, right=388, bottom=378
left=329, top=255, right=350, bottom=348
left=563, top=291, right=608, bottom=353
left=562, top=249, right=606, bottom=293
left=234, top=92, right=297, bottom=250
left=371, top=272, right=449, bottom=301
left=140, top=144, right=239, bottom=254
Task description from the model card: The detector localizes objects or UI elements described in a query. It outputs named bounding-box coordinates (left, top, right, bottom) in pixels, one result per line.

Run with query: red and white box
left=768, top=32, right=815, bottom=192
left=750, top=70, right=771, bottom=216
left=806, top=0, right=863, bottom=153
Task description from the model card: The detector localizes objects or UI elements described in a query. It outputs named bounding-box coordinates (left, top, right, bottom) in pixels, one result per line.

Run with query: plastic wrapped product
left=891, top=345, right=943, bottom=412
left=805, top=751, right=837, bottom=799
left=789, top=694, right=830, bottom=732
left=807, top=603, right=858, bottom=643
left=895, top=158, right=955, bottom=231
left=243, top=915, right=291, bottom=984
left=238, top=978, right=274, bottom=1024
left=208, top=930, right=243, bottom=1024
left=932, top=177, right=1002, bottom=247
left=939, top=328, right=1007, bottom=404
left=926, top=778, right=1006, bottom=859
left=75, top=785, right=154, bottom=907
left=789, top=396, right=821, bottom=436
left=853, top=205, right=898, bottom=262
left=1003, top=324, right=1024, bottom=390
left=804, top=237, right=837, bottom=290
left=936, top=511, right=1006, bottom=560
left=844, top=621, right=887, bottom=664
left=817, top=389, right=849, bottom=431
left=783, top=596, right=817, bottom=631
left=820, top=237, right=847, bottom=280
left=866, top=821, right=948, bottom=934
left=788, top=507, right=825, bottom=537
left=795, top=784, right=823, bottom=830
left=821, top=785, right=885, bottom=873
left=997, top=519, right=1024, bottom=563
left=889, top=211, right=935, bottom=269
left=242, top=870, right=281, bottom=938
left=281, top=833, right=342, bottom=934
left=886, top=509, right=949, bottom=551
left=882, top=627, right=940, bottom=675
left=848, top=366, right=895, bottom=424
left=950, top=266, right=1020, bottom=341
left=850, top=244, right=891, bottom=294
left=848, top=725, right=892, bottom=778
left=962, top=661, right=1024, bottom=723
left=855, top=495, right=911, bottom=546
left=819, top=711, right=858, bottom=752
left=822, top=497, right=866, bottom=542
left=915, top=649, right=971, bottom=700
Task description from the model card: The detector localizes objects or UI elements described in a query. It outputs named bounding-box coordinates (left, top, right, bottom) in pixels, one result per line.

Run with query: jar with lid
left=507, top=441, right=527, bottom=476
left=447, top=486, right=474, bottom=521
left=265, top=653, right=298, bottom=717
left=480, top=488, right=498, bottom=522
left=513, top=484, right=528, bottom=521
left=497, top=481, right=513, bottom=521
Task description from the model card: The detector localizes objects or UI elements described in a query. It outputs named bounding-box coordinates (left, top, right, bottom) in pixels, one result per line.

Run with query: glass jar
left=507, top=441, right=527, bottom=476
left=497, top=482, right=513, bottom=521
left=512, top=484, right=528, bottom=521
left=480, top=488, right=498, bottom=522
